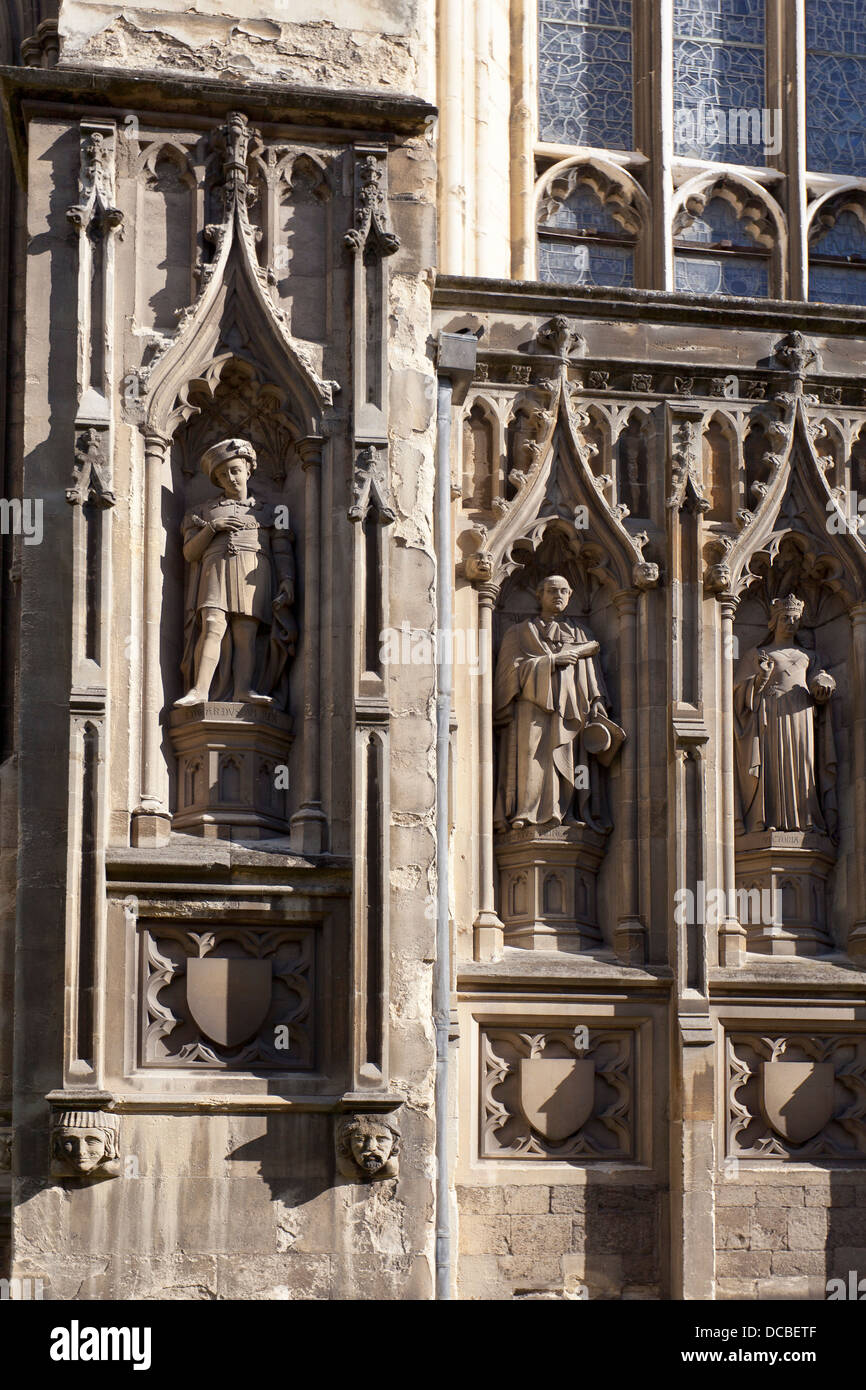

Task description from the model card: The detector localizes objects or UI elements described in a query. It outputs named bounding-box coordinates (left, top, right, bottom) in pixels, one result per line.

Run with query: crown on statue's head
left=771, top=593, right=805, bottom=619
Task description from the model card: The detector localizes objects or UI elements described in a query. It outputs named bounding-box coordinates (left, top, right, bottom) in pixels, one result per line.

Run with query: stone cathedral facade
left=2, top=0, right=866, bottom=1302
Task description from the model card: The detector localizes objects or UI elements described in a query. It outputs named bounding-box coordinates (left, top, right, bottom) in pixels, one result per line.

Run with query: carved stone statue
left=493, top=575, right=624, bottom=832
left=336, top=1113, right=400, bottom=1182
left=734, top=594, right=837, bottom=838
left=175, top=438, right=296, bottom=709
left=51, top=1110, right=120, bottom=1180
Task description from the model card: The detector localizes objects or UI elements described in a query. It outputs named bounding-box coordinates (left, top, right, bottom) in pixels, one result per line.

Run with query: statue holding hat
left=734, top=593, right=837, bottom=837
left=493, top=574, right=625, bottom=832
left=175, top=437, right=297, bottom=710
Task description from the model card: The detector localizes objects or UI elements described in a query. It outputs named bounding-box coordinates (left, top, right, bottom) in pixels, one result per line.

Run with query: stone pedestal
left=735, top=829, right=835, bottom=956
left=495, top=822, right=607, bottom=952
left=169, top=702, right=293, bottom=839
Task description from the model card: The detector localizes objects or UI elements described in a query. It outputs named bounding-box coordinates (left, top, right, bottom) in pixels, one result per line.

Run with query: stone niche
left=732, top=553, right=850, bottom=957
left=492, top=539, right=625, bottom=953
left=161, top=366, right=307, bottom=841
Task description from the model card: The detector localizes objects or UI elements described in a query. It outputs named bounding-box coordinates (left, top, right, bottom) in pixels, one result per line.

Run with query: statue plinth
left=735, top=829, right=835, bottom=956
left=496, top=822, right=607, bottom=952
left=169, top=702, right=293, bottom=839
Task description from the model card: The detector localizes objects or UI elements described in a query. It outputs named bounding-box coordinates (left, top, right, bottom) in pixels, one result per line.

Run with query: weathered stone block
left=787, top=1207, right=829, bottom=1250
left=757, top=1276, right=826, bottom=1300
left=458, top=1213, right=510, bottom=1256
left=750, top=1207, right=789, bottom=1251
left=456, top=1185, right=506, bottom=1215
left=715, top=1207, right=751, bottom=1250
left=509, top=1215, right=571, bottom=1257
left=770, top=1250, right=827, bottom=1277
left=755, top=1185, right=805, bottom=1207
left=501, top=1185, right=549, bottom=1214
left=716, top=1250, right=772, bottom=1278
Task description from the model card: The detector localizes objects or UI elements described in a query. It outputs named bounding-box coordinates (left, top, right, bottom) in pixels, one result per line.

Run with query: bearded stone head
left=336, top=1113, right=400, bottom=1181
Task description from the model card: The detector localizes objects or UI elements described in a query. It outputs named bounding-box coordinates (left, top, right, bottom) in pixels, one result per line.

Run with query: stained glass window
left=538, top=181, right=635, bottom=288
left=673, top=0, right=768, bottom=167
left=674, top=196, right=770, bottom=297
left=806, top=2, right=866, bottom=175
left=538, top=0, right=633, bottom=150
left=809, top=207, right=866, bottom=305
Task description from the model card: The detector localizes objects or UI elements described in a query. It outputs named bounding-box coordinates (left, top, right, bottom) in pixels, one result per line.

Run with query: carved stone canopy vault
left=138, top=111, right=334, bottom=443
left=709, top=399, right=866, bottom=608
left=473, top=382, right=659, bottom=599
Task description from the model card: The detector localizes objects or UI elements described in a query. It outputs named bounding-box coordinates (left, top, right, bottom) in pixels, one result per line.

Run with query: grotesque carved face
left=214, top=457, right=251, bottom=500
left=55, top=1126, right=109, bottom=1174
left=349, top=1124, right=395, bottom=1175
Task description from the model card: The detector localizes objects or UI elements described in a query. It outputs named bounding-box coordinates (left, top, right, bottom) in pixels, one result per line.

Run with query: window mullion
left=783, top=0, right=808, bottom=299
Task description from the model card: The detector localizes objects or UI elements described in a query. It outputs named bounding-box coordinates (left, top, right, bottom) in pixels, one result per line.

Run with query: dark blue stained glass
left=677, top=196, right=759, bottom=248
left=806, top=3, right=866, bottom=174
left=540, top=184, right=626, bottom=236
left=811, top=208, right=866, bottom=257
left=538, top=2, right=633, bottom=149
left=539, top=237, right=634, bottom=288
left=674, top=0, right=764, bottom=45
left=807, top=4, right=866, bottom=173
left=674, top=0, right=767, bottom=167
left=806, top=1, right=866, bottom=54
left=675, top=252, right=769, bottom=297
left=809, top=263, right=866, bottom=305
left=809, top=207, right=866, bottom=304
left=539, top=0, right=631, bottom=24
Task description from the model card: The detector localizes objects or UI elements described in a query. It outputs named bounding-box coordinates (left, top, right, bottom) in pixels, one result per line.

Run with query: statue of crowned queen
left=732, top=592, right=838, bottom=955
left=169, top=437, right=297, bottom=839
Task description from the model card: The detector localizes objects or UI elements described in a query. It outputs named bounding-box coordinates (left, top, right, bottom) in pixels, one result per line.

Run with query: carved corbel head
left=51, top=1110, right=120, bottom=1180
left=336, top=1112, right=400, bottom=1182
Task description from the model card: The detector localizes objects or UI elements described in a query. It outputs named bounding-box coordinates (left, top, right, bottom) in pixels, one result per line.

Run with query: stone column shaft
left=291, top=436, right=327, bottom=854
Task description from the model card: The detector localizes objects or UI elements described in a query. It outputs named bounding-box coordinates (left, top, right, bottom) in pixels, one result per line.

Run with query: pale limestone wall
left=457, top=1183, right=663, bottom=1301
left=715, top=1174, right=866, bottom=1301
left=57, top=0, right=435, bottom=98
left=10, top=85, right=440, bottom=1298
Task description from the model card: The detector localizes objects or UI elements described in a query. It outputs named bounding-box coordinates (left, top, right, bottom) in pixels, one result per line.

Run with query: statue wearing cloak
left=733, top=594, right=837, bottom=837
left=493, top=575, right=624, bottom=832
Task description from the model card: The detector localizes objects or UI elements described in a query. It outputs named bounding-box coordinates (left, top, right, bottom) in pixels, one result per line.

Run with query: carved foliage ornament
left=135, top=112, right=335, bottom=414
left=344, top=152, right=400, bottom=257
left=66, top=427, right=116, bottom=508
left=482, top=1026, right=634, bottom=1160
left=727, top=1033, right=866, bottom=1160
left=143, top=925, right=313, bottom=1069
left=67, top=125, right=123, bottom=238
left=349, top=445, right=396, bottom=524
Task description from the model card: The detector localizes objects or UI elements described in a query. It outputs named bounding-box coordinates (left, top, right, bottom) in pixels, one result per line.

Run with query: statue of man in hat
left=493, top=574, right=625, bottom=832
left=734, top=593, right=837, bottom=837
left=175, top=437, right=297, bottom=709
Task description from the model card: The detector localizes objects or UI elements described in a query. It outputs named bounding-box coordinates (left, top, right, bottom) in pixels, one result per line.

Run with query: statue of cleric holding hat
left=493, top=574, right=625, bottom=833
left=175, top=437, right=297, bottom=709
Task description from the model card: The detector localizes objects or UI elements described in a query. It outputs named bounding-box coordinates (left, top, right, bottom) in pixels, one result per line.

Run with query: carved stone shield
left=186, top=958, right=272, bottom=1047
left=519, top=1058, right=595, bottom=1142
left=760, top=1060, right=835, bottom=1144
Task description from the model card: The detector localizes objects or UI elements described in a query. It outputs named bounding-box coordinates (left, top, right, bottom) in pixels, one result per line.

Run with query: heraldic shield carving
left=760, top=1060, right=835, bottom=1145
left=518, top=1058, right=595, bottom=1142
left=185, top=957, right=273, bottom=1048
